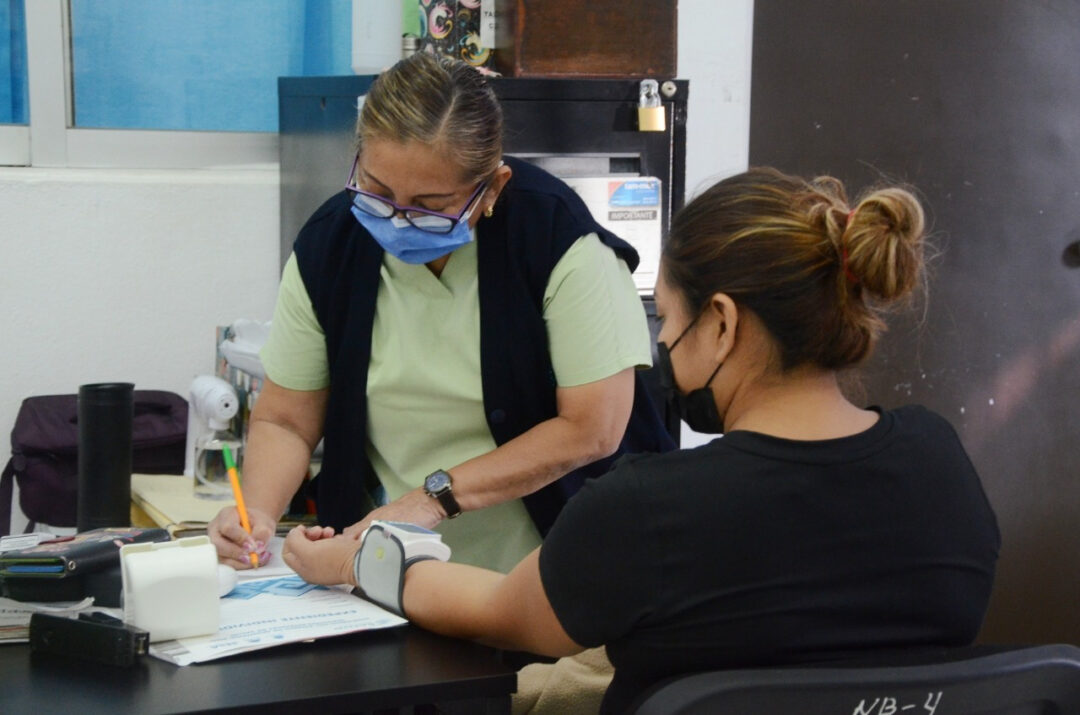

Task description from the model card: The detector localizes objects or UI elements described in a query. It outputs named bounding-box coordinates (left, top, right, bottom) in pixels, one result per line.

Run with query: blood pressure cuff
left=352, top=524, right=434, bottom=617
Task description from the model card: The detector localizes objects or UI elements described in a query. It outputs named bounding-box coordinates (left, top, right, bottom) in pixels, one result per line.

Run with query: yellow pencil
left=223, top=444, right=259, bottom=568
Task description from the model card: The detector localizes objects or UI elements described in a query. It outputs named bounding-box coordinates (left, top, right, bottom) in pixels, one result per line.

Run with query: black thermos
left=76, top=382, right=134, bottom=532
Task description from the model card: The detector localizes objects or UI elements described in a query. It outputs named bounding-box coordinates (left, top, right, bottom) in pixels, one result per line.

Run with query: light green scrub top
left=261, top=233, right=652, bottom=573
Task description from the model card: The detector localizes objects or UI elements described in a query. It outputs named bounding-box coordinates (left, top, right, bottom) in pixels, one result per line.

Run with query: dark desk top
left=0, top=624, right=516, bottom=714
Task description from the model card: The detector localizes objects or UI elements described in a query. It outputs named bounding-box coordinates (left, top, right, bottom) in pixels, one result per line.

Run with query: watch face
left=425, top=470, right=451, bottom=493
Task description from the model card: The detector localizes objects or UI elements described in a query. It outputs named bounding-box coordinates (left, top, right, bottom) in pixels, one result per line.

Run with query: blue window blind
left=70, top=0, right=351, bottom=132
left=1, top=0, right=28, bottom=125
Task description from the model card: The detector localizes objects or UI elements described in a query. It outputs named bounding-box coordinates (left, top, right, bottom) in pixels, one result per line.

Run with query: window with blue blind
left=69, top=0, right=352, bottom=132
left=1, top=0, right=28, bottom=125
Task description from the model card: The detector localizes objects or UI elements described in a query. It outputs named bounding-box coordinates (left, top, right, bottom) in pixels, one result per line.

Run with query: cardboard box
left=413, top=1, right=677, bottom=78
left=492, top=0, right=677, bottom=78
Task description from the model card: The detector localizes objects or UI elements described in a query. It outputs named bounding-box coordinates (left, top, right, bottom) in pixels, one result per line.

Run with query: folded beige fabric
left=512, top=646, right=614, bottom=715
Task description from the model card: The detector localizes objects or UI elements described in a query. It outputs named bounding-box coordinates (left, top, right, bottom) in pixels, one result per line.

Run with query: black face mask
left=656, top=316, right=725, bottom=434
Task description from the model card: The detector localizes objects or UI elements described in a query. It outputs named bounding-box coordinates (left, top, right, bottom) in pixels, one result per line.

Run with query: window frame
left=5, top=0, right=278, bottom=169
left=0, top=126, right=29, bottom=164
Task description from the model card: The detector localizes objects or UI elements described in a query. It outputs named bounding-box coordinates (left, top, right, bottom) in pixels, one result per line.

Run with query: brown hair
left=662, top=167, right=926, bottom=370
left=355, top=52, right=503, bottom=183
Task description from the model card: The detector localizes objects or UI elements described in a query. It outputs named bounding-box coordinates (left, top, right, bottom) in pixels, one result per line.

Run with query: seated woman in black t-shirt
left=282, top=167, right=1001, bottom=714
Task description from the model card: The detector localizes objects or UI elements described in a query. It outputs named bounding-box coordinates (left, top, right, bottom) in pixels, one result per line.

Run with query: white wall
left=677, top=0, right=754, bottom=448
left=0, top=168, right=281, bottom=531
left=679, top=0, right=754, bottom=199
left=0, top=0, right=754, bottom=529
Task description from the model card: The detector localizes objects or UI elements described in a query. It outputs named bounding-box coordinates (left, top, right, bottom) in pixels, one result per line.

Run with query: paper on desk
left=0, top=532, right=59, bottom=553
left=236, top=535, right=294, bottom=581
left=0, top=597, right=96, bottom=643
left=148, top=575, right=405, bottom=666
left=131, top=473, right=229, bottom=526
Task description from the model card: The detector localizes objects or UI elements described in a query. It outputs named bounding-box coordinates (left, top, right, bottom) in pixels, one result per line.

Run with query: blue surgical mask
left=351, top=206, right=476, bottom=264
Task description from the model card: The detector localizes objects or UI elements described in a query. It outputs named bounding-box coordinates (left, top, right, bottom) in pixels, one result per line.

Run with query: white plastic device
left=362, top=520, right=451, bottom=562
left=183, top=375, right=239, bottom=477
left=120, top=536, right=220, bottom=643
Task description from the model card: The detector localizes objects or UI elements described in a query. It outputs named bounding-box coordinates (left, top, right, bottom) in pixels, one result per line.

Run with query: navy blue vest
left=293, top=156, right=674, bottom=535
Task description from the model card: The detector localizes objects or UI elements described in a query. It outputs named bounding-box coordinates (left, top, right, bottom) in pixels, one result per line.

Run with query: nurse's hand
left=341, top=488, right=445, bottom=540
left=208, top=505, right=276, bottom=570
left=282, top=525, right=358, bottom=586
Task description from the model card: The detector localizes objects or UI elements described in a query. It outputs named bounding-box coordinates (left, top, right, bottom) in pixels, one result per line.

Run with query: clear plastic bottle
left=193, top=428, right=243, bottom=499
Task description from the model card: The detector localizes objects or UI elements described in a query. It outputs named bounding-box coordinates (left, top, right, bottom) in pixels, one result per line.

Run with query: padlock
left=637, top=79, right=666, bottom=132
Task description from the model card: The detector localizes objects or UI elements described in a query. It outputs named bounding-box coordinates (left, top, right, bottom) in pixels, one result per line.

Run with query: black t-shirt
left=539, top=406, right=1000, bottom=713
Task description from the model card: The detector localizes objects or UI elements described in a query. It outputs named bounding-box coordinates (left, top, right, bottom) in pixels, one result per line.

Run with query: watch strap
left=433, top=489, right=461, bottom=519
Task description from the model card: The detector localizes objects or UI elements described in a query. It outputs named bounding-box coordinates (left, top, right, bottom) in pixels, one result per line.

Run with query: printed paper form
left=150, top=536, right=402, bottom=665
left=149, top=574, right=405, bottom=666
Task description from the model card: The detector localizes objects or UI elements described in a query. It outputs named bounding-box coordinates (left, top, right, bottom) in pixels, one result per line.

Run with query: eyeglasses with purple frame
left=345, top=155, right=488, bottom=235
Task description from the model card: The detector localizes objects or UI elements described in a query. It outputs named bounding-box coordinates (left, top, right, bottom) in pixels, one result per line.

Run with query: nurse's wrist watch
left=423, top=469, right=462, bottom=519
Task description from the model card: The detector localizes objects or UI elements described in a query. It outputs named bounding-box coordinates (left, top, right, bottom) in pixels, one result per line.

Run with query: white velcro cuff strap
left=353, top=524, right=408, bottom=617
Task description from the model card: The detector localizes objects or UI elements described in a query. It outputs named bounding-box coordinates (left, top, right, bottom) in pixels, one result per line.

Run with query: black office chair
left=632, top=644, right=1080, bottom=715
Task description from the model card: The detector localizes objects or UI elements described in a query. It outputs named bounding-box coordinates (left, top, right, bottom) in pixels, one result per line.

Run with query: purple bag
left=1, top=391, right=187, bottom=536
